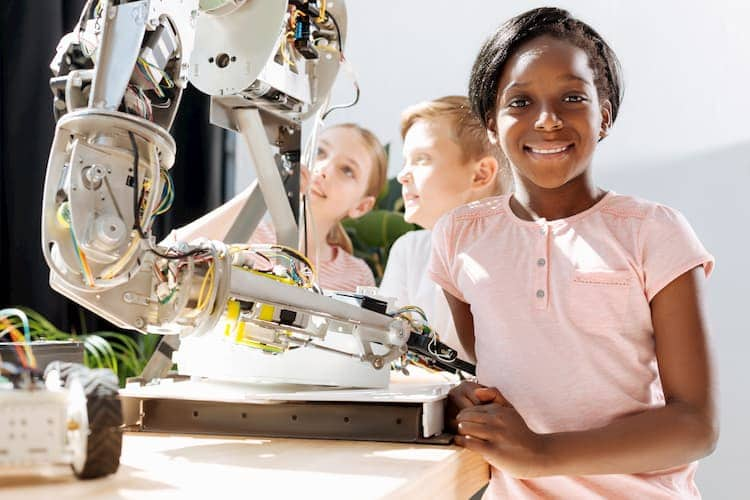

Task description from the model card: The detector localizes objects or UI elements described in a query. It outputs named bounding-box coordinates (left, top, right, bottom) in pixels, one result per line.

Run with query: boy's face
left=398, top=118, right=475, bottom=229
left=490, top=35, right=611, bottom=191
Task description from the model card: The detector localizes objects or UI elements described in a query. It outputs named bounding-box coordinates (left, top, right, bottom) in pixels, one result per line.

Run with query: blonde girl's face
left=308, top=127, right=376, bottom=223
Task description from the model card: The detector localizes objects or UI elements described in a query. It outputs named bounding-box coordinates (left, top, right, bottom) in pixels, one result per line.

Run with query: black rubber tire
left=46, top=361, right=123, bottom=479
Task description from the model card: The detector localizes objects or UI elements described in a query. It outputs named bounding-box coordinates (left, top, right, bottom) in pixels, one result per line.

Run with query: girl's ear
left=347, top=195, right=376, bottom=219
left=486, top=117, right=500, bottom=145
left=599, top=100, right=613, bottom=140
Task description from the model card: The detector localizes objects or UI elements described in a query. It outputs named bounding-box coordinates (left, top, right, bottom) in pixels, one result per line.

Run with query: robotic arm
left=41, top=0, right=470, bottom=382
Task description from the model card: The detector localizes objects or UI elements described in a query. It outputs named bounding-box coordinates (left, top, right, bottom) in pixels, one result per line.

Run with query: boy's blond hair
left=400, top=95, right=510, bottom=195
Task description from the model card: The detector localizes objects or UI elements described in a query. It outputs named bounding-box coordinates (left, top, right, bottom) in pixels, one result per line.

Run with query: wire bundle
left=0, top=308, right=37, bottom=369
left=230, top=243, right=321, bottom=292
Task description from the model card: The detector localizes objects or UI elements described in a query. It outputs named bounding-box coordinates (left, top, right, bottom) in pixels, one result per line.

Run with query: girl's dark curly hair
left=469, top=7, right=623, bottom=130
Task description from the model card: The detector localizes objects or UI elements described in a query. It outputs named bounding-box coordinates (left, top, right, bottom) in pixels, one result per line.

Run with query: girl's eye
left=341, top=165, right=355, bottom=178
left=563, top=95, right=587, bottom=103
left=415, top=155, right=430, bottom=164
left=316, top=147, right=327, bottom=158
left=508, top=97, right=530, bottom=108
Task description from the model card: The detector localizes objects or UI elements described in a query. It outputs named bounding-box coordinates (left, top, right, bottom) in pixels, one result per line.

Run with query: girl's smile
left=523, top=142, right=574, bottom=160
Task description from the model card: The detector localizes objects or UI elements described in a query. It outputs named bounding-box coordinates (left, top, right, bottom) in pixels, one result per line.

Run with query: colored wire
left=139, top=57, right=175, bottom=89
left=0, top=308, right=30, bottom=341
left=316, top=0, right=327, bottom=23
left=135, top=59, right=165, bottom=98
left=195, top=261, right=215, bottom=312
left=0, top=318, right=36, bottom=369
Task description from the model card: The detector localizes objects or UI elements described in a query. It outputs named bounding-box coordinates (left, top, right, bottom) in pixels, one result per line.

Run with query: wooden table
left=0, top=432, right=489, bottom=499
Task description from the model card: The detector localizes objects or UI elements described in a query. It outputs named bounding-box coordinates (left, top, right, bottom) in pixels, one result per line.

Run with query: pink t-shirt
left=428, top=192, right=714, bottom=499
left=167, top=189, right=374, bottom=292
left=240, top=222, right=375, bottom=292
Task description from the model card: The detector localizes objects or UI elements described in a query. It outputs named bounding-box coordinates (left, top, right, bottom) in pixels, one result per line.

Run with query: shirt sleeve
left=639, top=204, right=714, bottom=302
left=379, top=233, right=412, bottom=306
left=427, top=214, right=466, bottom=303
left=248, top=219, right=277, bottom=245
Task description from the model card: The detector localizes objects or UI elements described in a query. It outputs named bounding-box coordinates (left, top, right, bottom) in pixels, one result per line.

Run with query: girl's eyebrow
left=344, top=157, right=362, bottom=173
left=502, top=73, right=591, bottom=96
left=559, top=74, right=592, bottom=86
left=319, top=137, right=361, bottom=172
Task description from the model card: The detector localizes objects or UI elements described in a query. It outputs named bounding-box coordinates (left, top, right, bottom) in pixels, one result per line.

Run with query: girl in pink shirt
left=169, top=124, right=385, bottom=291
left=429, top=7, right=716, bottom=499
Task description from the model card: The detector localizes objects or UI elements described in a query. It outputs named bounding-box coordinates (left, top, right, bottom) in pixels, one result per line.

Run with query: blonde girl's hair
left=323, top=123, right=388, bottom=254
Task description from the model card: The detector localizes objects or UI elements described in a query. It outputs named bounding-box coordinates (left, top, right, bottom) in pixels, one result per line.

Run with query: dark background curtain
left=0, top=1, right=226, bottom=333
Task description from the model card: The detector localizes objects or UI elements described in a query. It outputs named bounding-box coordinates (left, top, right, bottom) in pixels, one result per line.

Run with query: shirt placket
left=533, top=223, right=550, bottom=310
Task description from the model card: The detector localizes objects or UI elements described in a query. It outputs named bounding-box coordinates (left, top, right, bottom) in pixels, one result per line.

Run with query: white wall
left=320, top=1, right=748, bottom=497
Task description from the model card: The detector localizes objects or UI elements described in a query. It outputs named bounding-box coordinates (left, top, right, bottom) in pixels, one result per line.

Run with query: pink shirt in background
left=166, top=188, right=374, bottom=292
left=429, top=192, right=714, bottom=499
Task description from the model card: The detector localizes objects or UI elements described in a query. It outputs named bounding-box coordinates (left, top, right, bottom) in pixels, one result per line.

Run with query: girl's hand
left=446, top=381, right=486, bottom=432
left=456, top=400, right=548, bottom=478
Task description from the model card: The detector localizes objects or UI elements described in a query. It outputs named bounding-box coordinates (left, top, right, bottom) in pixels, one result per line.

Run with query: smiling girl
left=429, top=7, right=717, bottom=498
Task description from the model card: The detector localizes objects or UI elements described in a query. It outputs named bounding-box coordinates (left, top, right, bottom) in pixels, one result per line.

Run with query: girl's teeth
left=530, top=145, right=569, bottom=154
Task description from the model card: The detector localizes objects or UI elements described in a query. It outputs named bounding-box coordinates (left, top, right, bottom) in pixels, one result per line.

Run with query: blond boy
left=379, top=95, right=511, bottom=360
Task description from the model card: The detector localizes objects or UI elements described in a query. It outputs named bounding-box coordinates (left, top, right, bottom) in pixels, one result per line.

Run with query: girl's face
left=398, top=118, right=476, bottom=229
left=490, top=35, right=611, bottom=190
left=309, top=127, right=376, bottom=223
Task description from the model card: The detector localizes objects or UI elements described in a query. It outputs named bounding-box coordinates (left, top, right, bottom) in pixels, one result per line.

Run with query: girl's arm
left=160, top=183, right=255, bottom=244
left=456, top=267, right=718, bottom=477
left=443, top=290, right=484, bottom=432
left=443, top=290, right=477, bottom=363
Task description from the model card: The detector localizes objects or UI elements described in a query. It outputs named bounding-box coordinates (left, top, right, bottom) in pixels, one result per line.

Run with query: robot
left=42, top=0, right=470, bottom=388
left=33, top=0, right=473, bottom=447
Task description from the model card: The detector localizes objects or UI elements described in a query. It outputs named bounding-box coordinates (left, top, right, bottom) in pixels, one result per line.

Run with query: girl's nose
left=312, top=160, right=330, bottom=178
left=534, top=108, right=563, bottom=131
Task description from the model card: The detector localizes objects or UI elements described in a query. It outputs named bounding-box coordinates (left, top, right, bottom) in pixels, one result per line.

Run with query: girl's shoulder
left=433, top=195, right=510, bottom=235
left=599, top=192, right=670, bottom=220
left=322, top=246, right=375, bottom=290
left=450, top=195, right=509, bottom=221
left=598, top=193, right=696, bottom=236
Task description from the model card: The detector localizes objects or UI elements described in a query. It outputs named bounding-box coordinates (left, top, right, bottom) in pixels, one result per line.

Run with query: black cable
left=321, top=82, right=359, bottom=121
left=302, top=193, right=308, bottom=257
left=127, top=131, right=207, bottom=261
left=128, top=131, right=147, bottom=239
left=319, top=11, right=359, bottom=121
left=327, top=10, right=343, bottom=52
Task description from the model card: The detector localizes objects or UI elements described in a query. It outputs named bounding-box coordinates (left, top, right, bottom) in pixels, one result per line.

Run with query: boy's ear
left=347, top=195, right=375, bottom=219
left=599, top=100, right=613, bottom=140
left=472, top=155, right=499, bottom=191
left=486, top=117, right=500, bottom=145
